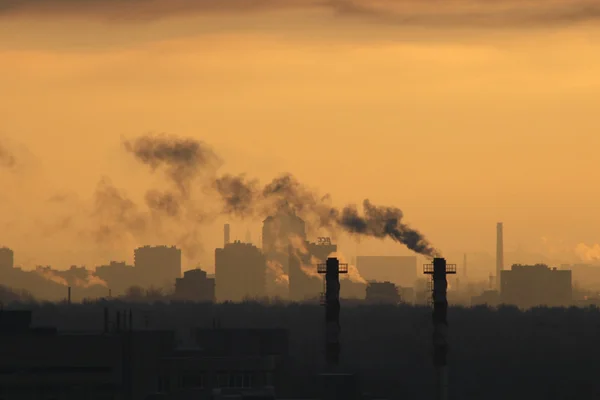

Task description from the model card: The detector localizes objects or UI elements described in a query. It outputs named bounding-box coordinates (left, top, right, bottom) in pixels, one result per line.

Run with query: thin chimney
left=224, top=224, right=231, bottom=247
left=318, top=257, right=348, bottom=369
left=424, top=257, right=456, bottom=400
left=496, top=223, right=504, bottom=290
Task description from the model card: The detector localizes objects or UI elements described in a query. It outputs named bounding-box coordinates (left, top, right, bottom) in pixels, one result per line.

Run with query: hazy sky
left=1, top=0, right=600, bottom=274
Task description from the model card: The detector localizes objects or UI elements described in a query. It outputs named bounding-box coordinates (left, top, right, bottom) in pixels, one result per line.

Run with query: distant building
left=500, top=264, right=572, bottom=308
left=175, top=269, right=215, bottom=302
left=0, top=247, right=14, bottom=269
left=471, top=290, right=500, bottom=307
left=215, top=241, right=267, bottom=302
left=95, top=261, right=139, bottom=296
left=365, top=281, right=400, bottom=304
left=356, top=256, right=417, bottom=288
left=134, top=246, right=182, bottom=290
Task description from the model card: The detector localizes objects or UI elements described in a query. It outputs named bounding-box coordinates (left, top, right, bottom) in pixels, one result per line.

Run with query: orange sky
left=1, top=4, right=600, bottom=276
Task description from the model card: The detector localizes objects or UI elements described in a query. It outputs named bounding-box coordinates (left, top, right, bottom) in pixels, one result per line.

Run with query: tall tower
left=318, top=257, right=348, bottom=368
left=424, top=258, right=456, bottom=400
left=224, top=224, right=231, bottom=247
left=496, top=222, right=504, bottom=290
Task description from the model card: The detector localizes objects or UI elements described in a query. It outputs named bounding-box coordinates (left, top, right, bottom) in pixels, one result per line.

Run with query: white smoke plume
left=266, top=260, right=289, bottom=286
left=328, top=251, right=367, bottom=284
left=34, top=267, right=69, bottom=286
left=575, top=243, right=600, bottom=262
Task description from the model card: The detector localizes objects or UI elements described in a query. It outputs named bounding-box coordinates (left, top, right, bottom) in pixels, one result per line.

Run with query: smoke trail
left=335, top=200, right=439, bottom=257
left=124, top=133, right=439, bottom=257
left=266, top=260, right=289, bottom=285
left=91, top=177, right=148, bottom=245
left=575, top=243, right=600, bottom=262
left=34, top=267, right=69, bottom=286
left=123, top=133, right=220, bottom=196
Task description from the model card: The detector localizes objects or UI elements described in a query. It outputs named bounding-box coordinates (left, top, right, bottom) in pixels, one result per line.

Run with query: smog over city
left=1, top=1, right=600, bottom=399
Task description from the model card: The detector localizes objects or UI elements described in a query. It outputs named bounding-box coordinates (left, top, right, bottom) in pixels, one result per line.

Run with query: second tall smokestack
left=496, top=222, right=504, bottom=290
left=224, top=223, right=230, bottom=247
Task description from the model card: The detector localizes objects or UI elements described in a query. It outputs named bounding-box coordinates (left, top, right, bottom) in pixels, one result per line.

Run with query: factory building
left=365, top=281, right=400, bottom=304
left=134, top=246, right=182, bottom=291
left=174, top=269, right=215, bottom=302
left=356, top=256, right=417, bottom=288
left=500, top=264, right=572, bottom=308
left=215, top=241, right=267, bottom=302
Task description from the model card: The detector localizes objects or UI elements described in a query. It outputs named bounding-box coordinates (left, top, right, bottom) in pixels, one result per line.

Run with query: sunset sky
left=1, top=0, right=600, bottom=276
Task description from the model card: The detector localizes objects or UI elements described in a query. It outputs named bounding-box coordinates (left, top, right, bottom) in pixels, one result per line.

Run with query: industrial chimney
left=424, top=257, right=456, bottom=400
left=318, top=257, right=348, bottom=368
left=224, top=224, right=231, bottom=247
left=496, top=222, right=504, bottom=290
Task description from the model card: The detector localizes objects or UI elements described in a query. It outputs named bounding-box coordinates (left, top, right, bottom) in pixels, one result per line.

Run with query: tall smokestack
left=67, top=286, right=71, bottom=305
left=496, top=222, right=504, bottom=290
left=224, top=223, right=230, bottom=247
left=424, top=257, right=456, bottom=400
left=318, top=257, right=348, bottom=369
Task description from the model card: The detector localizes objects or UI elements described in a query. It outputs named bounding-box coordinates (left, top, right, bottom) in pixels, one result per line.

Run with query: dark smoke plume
left=125, top=134, right=439, bottom=257
left=337, top=200, right=438, bottom=257
left=122, top=133, right=220, bottom=196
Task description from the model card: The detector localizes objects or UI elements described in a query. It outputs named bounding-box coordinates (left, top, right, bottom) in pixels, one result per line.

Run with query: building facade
left=134, top=246, right=182, bottom=291
left=500, top=264, right=572, bottom=308
left=0, top=247, right=14, bottom=270
left=215, top=242, right=267, bottom=302
left=174, top=269, right=215, bottom=302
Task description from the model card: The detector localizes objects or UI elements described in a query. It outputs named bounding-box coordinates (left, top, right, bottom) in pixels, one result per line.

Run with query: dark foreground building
left=0, top=309, right=289, bottom=400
